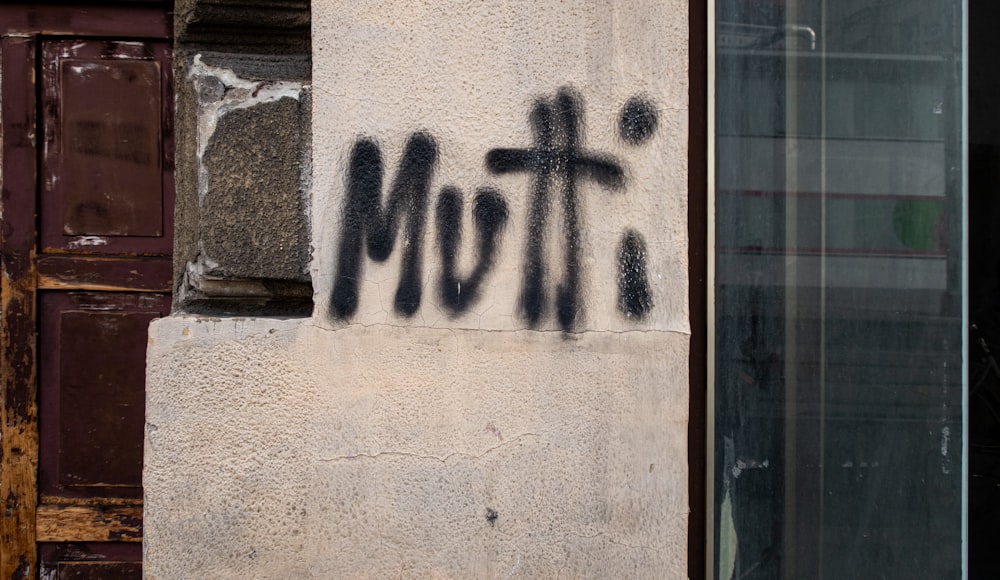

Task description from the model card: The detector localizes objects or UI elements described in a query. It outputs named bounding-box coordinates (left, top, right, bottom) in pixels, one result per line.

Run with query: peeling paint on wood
left=38, top=495, right=142, bottom=508
left=35, top=256, right=171, bottom=292
left=2, top=17, right=170, bottom=576
left=1, top=36, right=39, bottom=580
left=35, top=506, right=142, bottom=543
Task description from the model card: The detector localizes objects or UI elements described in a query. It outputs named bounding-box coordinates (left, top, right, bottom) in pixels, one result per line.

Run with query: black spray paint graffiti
left=486, top=88, right=625, bottom=331
left=617, top=229, right=653, bottom=318
left=330, top=87, right=659, bottom=329
left=619, top=96, right=658, bottom=146
left=614, top=96, right=656, bottom=318
left=331, top=133, right=437, bottom=319
left=436, top=186, right=510, bottom=315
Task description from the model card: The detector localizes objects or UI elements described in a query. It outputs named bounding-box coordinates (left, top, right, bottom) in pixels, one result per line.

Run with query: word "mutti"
left=330, top=87, right=657, bottom=332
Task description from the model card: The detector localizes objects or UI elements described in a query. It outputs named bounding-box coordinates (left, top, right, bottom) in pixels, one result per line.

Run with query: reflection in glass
left=713, top=1, right=965, bottom=578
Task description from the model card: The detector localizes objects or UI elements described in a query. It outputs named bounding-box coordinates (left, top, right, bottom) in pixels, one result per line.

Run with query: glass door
left=711, top=0, right=966, bottom=578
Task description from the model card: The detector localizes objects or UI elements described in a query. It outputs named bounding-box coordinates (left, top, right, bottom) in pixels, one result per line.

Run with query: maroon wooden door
left=0, top=5, right=172, bottom=579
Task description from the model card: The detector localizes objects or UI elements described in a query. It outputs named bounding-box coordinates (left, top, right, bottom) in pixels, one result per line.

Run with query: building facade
left=0, top=0, right=992, bottom=578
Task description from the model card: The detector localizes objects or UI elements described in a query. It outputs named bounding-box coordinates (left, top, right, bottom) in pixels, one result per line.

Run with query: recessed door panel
left=41, top=39, right=173, bottom=255
left=57, top=561, right=142, bottom=580
left=60, top=57, right=163, bottom=237
left=39, top=292, right=171, bottom=498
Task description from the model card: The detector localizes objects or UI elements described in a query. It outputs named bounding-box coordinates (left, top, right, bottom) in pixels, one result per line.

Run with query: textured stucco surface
left=145, top=318, right=688, bottom=578
left=147, top=0, right=689, bottom=577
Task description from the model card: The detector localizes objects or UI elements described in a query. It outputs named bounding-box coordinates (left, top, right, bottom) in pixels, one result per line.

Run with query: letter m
left=331, top=133, right=437, bottom=319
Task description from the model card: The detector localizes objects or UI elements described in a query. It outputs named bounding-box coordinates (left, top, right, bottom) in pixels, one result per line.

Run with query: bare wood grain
left=36, top=506, right=143, bottom=543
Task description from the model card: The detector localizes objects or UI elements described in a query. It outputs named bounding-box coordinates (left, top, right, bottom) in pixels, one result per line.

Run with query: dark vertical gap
left=688, top=0, right=708, bottom=577
left=968, top=2, right=1000, bottom=578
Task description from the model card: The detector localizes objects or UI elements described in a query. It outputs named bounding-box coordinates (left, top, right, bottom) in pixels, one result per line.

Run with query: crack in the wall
left=311, top=318, right=691, bottom=337
left=161, top=316, right=690, bottom=346
left=317, top=432, right=540, bottom=464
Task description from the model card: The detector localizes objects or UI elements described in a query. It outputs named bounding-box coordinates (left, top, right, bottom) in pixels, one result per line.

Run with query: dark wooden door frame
left=688, top=0, right=708, bottom=578
left=0, top=5, right=171, bottom=578
left=688, top=0, right=713, bottom=579
left=1, top=34, right=41, bottom=580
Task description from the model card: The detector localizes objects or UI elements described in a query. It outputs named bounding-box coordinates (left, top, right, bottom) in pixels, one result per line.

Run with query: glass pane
left=713, top=1, right=965, bottom=579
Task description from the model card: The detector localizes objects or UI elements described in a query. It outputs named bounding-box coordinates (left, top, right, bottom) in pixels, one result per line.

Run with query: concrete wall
left=145, top=1, right=690, bottom=577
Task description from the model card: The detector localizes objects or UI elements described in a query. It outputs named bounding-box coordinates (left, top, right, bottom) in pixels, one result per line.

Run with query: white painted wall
left=145, top=1, right=689, bottom=577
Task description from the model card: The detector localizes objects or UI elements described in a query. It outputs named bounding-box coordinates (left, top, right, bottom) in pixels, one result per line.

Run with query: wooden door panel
left=58, top=57, right=163, bottom=237
left=58, top=310, right=155, bottom=489
left=41, top=39, right=173, bottom=256
left=56, top=562, right=142, bottom=580
left=38, top=544, right=142, bottom=580
left=36, top=255, right=172, bottom=293
left=36, top=505, right=142, bottom=543
left=38, top=292, right=170, bottom=499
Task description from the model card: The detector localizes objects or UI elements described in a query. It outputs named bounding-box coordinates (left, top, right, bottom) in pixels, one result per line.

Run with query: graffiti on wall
left=331, top=134, right=438, bottom=319
left=485, top=88, right=625, bottom=330
left=436, top=185, right=510, bottom=315
left=331, top=87, right=658, bottom=331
